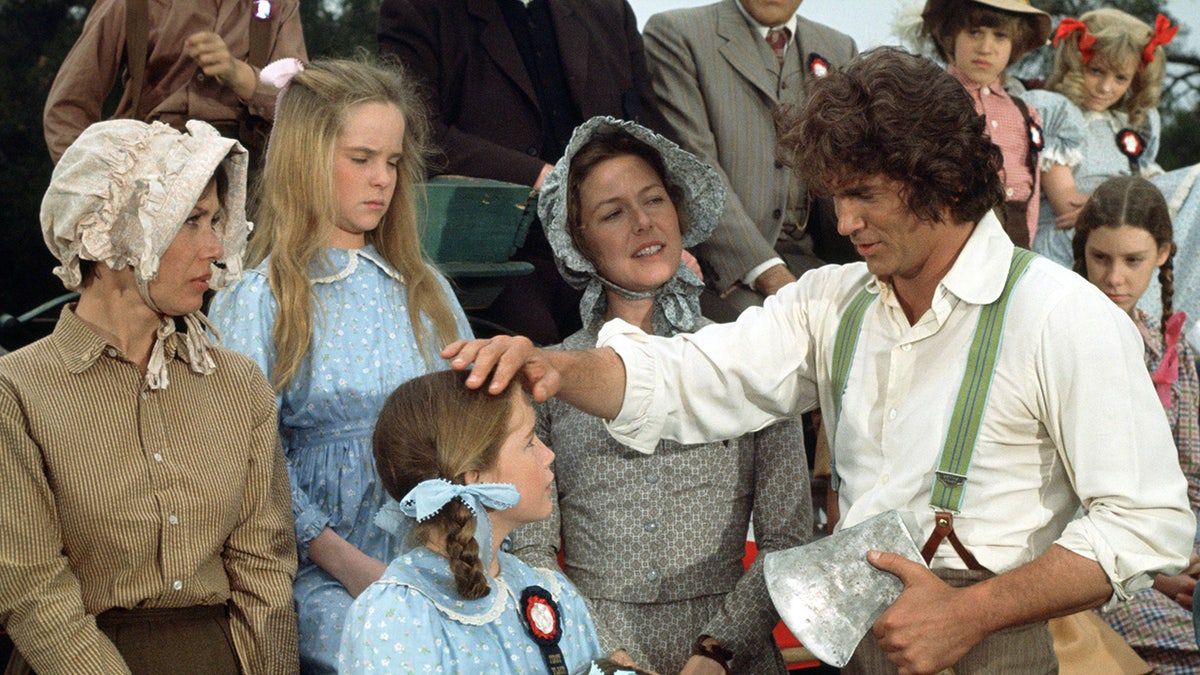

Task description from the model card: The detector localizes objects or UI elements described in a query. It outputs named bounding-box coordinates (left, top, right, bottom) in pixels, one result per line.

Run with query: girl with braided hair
left=338, top=370, right=617, bottom=673
left=1072, top=175, right=1200, bottom=674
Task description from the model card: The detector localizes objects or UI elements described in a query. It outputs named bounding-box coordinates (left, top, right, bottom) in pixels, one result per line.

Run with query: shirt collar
left=866, top=210, right=1011, bottom=310
left=936, top=210, right=1014, bottom=306
left=947, top=64, right=1008, bottom=99
left=734, top=0, right=798, bottom=39
left=51, top=304, right=183, bottom=374
left=308, top=244, right=404, bottom=285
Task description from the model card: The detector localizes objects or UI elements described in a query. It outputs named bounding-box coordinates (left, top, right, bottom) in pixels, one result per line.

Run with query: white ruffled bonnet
left=40, top=119, right=252, bottom=389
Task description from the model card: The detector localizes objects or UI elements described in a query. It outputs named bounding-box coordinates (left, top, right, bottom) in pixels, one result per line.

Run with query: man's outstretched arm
left=442, top=336, right=627, bottom=419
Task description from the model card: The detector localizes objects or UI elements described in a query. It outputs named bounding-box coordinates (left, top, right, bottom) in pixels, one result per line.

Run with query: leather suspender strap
left=125, top=0, right=149, bottom=119
left=1009, top=95, right=1041, bottom=179
left=828, top=286, right=877, bottom=490
left=930, top=248, right=1036, bottom=513
left=921, top=511, right=987, bottom=570
left=248, top=9, right=272, bottom=69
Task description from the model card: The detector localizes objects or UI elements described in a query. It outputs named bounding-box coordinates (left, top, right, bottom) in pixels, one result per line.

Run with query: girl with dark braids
left=1072, top=175, right=1200, bottom=674
left=337, top=370, right=625, bottom=673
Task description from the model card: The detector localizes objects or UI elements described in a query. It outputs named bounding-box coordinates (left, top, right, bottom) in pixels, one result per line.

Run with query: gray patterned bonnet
left=537, top=116, right=724, bottom=336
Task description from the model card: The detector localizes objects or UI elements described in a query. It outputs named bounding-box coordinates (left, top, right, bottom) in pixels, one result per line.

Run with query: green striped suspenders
left=828, top=249, right=1037, bottom=552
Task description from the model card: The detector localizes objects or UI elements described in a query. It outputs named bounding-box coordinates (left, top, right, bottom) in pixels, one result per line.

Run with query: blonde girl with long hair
left=1024, top=8, right=1176, bottom=266
left=209, top=57, right=471, bottom=673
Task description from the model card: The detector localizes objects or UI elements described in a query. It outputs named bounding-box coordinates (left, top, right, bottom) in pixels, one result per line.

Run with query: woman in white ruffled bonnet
left=0, top=120, right=298, bottom=673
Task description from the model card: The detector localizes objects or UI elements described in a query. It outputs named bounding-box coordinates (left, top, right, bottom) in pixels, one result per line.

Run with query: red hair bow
left=1141, top=14, right=1178, bottom=70
left=1151, top=311, right=1187, bottom=409
left=1054, top=18, right=1096, bottom=64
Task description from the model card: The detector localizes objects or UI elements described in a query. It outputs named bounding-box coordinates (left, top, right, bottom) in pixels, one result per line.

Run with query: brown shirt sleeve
left=0, top=344, right=131, bottom=673
left=222, top=358, right=299, bottom=675
left=42, top=0, right=127, bottom=163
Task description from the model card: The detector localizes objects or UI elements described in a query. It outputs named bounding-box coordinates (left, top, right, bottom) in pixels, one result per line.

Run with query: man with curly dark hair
left=444, top=48, right=1194, bottom=674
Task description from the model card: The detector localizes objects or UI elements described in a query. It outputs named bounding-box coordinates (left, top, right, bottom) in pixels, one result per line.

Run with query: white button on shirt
left=601, top=212, right=1193, bottom=603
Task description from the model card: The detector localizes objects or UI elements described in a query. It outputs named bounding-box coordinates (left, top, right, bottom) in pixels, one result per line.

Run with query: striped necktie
left=766, top=27, right=790, bottom=66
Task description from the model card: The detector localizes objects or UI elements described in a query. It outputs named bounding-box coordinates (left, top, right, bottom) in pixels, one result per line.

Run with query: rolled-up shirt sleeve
left=1037, top=284, right=1194, bottom=605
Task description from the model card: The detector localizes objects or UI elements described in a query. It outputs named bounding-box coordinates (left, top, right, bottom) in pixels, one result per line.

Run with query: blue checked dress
left=339, top=547, right=602, bottom=673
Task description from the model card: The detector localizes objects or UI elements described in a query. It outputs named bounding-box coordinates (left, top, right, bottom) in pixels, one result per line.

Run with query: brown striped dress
left=0, top=307, right=299, bottom=673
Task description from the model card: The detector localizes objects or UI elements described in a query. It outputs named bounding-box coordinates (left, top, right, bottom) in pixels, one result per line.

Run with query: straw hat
left=922, top=0, right=1051, bottom=60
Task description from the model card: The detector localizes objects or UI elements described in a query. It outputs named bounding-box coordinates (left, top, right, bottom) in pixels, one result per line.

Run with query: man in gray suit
left=644, top=0, right=856, bottom=319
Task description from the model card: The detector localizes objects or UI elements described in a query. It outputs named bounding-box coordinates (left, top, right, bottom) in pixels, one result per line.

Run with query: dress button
left=168, top=515, right=178, bottom=525
left=645, top=473, right=659, bottom=485
left=901, top=343, right=912, bottom=352
left=1005, top=188, right=1015, bottom=197
left=106, top=348, right=118, bottom=358
left=526, top=146, right=538, bottom=156
left=153, top=453, right=163, bottom=462
left=645, top=569, right=659, bottom=582
left=172, top=580, right=183, bottom=590
left=888, top=409, right=898, bottom=420
left=644, top=521, right=658, bottom=533
left=196, top=72, right=205, bottom=82
left=140, top=391, right=148, bottom=400
left=982, top=86, right=991, bottom=95
left=991, top=120, right=999, bottom=128
left=773, top=208, right=782, bottom=219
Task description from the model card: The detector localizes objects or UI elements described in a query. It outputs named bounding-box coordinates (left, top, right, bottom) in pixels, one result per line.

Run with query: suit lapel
left=717, top=0, right=779, bottom=103
left=469, top=0, right=538, bottom=109
left=793, top=18, right=840, bottom=91
left=551, top=0, right=590, bottom=107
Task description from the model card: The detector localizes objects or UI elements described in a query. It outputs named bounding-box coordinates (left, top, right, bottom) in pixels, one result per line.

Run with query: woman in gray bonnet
left=509, top=116, right=812, bottom=674
left=0, top=120, right=297, bottom=674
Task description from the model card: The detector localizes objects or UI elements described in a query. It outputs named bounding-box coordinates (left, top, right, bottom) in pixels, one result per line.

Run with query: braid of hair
left=1159, top=245, right=1175, bottom=330
left=441, top=498, right=489, bottom=599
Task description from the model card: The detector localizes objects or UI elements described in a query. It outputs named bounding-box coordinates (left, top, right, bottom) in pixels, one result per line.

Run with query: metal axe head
left=763, top=509, right=926, bottom=667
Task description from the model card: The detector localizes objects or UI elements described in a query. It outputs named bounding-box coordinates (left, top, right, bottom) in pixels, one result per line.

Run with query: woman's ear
left=462, top=469, right=481, bottom=485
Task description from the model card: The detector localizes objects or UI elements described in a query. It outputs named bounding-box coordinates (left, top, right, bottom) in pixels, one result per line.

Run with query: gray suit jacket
left=644, top=0, right=856, bottom=292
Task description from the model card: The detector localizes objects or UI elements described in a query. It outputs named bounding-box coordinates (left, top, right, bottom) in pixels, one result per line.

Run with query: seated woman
left=508, top=116, right=811, bottom=674
left=339, top=370, right=622, bottom=673
left=0, top=120, right=297, bottom=673
left=1072, top=175, right=1200, bottom=674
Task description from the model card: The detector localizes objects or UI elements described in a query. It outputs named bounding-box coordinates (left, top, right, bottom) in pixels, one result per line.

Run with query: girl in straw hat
left=920, top=0, right=1052, bottom=247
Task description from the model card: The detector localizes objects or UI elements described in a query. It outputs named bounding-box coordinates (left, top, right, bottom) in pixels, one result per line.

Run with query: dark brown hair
left=928, top=3, right=1033, bottom=65
left=777, top=47, right=1005, bottom=226
left=372, top=370, right=518, bottom=599
left=1072, top=175, right=1175, bottom=328
left=565, top=130, right=686, bottom=263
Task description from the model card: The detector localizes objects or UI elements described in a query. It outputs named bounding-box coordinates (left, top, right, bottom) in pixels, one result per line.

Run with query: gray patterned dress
left=510, top=323, right=811, bottom=674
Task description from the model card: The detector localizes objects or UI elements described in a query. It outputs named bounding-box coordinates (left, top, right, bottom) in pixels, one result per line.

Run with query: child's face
left=1081, top=54, right=1137, bottom=112
left=476, top=396, right=555, bottom=532
left=1083, top=224, right=1169, bottom=317
left=952, top=26, right=1012, bottom=86
left=330, top=101, right=405, bottom=248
